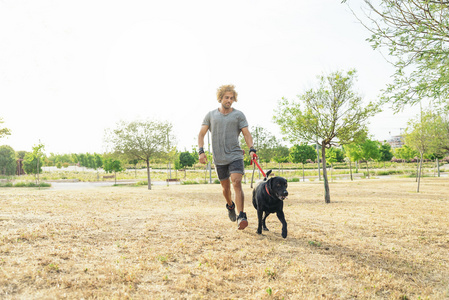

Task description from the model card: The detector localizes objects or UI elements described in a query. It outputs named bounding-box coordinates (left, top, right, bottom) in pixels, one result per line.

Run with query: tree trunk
left=321, top=147, right=330, bottom=203
left=366, top=161, right=370, bottom=179
left=416, top=160, right=419, bottom=182
left=114, top=171, right=117, bottom=185
left=417, top=153, right=423, bottom=193
left=437, top=157, right=440, bottom=177
left=146, top=160, right=152, bottom=190
left=349, top=160, right=353, bottom=181
left=302, top=163, right=305, bottom=182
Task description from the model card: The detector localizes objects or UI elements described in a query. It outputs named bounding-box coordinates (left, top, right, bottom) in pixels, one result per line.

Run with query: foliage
left=0, top=145, right=16, bottom=175
left=346, top=0, right=449, bottom=110
left=23, top=143, right=45, bottom=182
left=103, top=158, right=123, bottom=174
left=106, top=119, right=174, bottom=190
left=394, top=145, right=418, bottom=162
left=176, top=151, right=196, bottom=169
left=379, top=142, right=394, bottom=163
left=0, top=117, right=11, bottom=139
left=289, top=144, right=316, bottom=164
left=240, top=126, right=282, bottom=163
left=274, top=69, right=379, bottom=203
left=272, top=145, right=290, bottom=164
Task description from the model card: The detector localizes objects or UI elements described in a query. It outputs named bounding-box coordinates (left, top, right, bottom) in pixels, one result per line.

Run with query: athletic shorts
left=215, top=159, right=245, bottom=181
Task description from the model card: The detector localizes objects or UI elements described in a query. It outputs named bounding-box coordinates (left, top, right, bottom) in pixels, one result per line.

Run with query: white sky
left=0, top=0, right=421, bottom=154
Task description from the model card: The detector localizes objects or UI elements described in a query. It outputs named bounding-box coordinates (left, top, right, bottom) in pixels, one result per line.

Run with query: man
left=198, top=84, right=257, bottom=230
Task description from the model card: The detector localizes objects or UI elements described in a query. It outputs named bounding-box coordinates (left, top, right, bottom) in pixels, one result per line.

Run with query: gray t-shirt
left=202, top=108, right=249, bottom=165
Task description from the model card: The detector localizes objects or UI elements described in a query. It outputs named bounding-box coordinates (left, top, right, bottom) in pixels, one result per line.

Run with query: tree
left=394, top=144, right=418, bottom=163
left=103, top=158, right=123, bottom=185
left=241, top=126, right=278, bottom=163
left=0, top=145, right=16, bottom=175
left=344, top=143, right=362, bottom=180
left=273, top=145, right=290, bottom=175
left=274, top=69, right=379, bottom=203
left=23, top=143, right=45, bottom=184
left=379, top=142, right=394, bottom=168
left=106, top=119, right=174, bottom=190
left=177, top=151, right=195, bottom=169
left=358, top=138, right=381, bottom=179
left=289, top=144, right=316, bottom=181
left=0, top=117, right=11, bottom=139
left=405, top=109, right=446, bottom=191
left=345, top=0, right=449, bottom=110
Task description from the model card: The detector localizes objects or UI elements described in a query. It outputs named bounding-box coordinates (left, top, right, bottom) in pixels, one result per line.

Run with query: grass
left=1, top=178, right=449, bottom=298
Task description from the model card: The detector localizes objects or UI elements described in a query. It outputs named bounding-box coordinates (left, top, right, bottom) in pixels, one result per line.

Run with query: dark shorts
left=216, top=159, right=245, bottom=181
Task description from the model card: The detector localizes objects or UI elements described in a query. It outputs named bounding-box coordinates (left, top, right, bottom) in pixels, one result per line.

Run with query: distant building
left=387, top=135, right=404, bottom=149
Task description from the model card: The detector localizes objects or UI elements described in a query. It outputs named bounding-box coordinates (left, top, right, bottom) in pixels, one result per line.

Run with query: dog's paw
left=263, top=227, right=269, bottom=231
left=257, top=228, right=262, bottom=235
left=282, top=230, right=287, bottom=239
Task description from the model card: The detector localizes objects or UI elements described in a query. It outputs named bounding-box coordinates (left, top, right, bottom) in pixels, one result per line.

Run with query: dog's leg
left=262, top=212, right=270, bottom=231
left=257, top=209, right=264, bottom=235
left=276, top=210, right=287, bottom=238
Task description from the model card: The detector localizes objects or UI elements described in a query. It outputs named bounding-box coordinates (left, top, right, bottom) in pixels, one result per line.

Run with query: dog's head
left=267, top=176, right=288, bottom=200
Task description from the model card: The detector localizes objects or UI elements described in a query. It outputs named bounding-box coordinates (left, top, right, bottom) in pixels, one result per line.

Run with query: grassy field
left=1, top=177, right=449, bottom=299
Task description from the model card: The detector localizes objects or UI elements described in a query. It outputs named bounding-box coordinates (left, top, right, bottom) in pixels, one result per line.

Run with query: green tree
left=405, top=109, right=445, bottom=191
left=103, top=158, right=123, bottom=185
left=94, top=153, right=103, bottom=169
left=379, top=142, right=394, bottom=168
left=0, top=145, right=16, bottom=175
left=106, top=119, right=174, bottom=190
left=394, top=145, right=418, bottom=163
left=177, top=151, right=195, bottom=169
left=344, top=142, right=362, bottom=180
left=345, top=0, right=449, bottom=110
left=241, top=126, right=278, bottom=163
left=23, top=143, right=45, bottom=184
left=359, top=139, right=381, bottom=179
left=274, top=69, right=379, bottom=203
left=0, top=117, right=11, bottom=139
left=289, top=144, right=316, bottom=181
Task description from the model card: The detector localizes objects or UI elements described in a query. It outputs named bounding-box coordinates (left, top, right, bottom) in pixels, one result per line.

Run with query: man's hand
left=199, top=153, right=207, bottom=164
left=249, top=147, right=257, bottom=161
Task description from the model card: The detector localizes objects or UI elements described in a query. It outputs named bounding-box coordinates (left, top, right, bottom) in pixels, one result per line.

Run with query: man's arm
left=198, top=125, right=209, bottom=164
left=241, top=127, right=257, bottom=159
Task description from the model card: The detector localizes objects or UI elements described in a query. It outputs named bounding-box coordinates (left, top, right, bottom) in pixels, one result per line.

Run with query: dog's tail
left=264, top=170, right=272, bottom=181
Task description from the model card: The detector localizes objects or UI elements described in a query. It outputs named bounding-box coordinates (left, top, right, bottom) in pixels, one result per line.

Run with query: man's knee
left=231, top=174, right=243, bottom=187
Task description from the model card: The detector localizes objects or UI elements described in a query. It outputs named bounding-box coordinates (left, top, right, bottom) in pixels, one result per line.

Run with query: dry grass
left=1, top=177, right=449, bottom=299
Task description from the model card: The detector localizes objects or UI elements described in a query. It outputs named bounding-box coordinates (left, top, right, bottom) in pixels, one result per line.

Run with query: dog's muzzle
left=278, top=190, right=288, bottom=201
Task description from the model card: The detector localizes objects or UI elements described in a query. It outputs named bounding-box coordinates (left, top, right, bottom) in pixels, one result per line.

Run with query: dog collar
left=265, top=184, right=271, bottom=196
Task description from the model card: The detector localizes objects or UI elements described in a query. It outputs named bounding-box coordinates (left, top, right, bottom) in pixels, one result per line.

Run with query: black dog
left=252, top=175, right=289, bottom=238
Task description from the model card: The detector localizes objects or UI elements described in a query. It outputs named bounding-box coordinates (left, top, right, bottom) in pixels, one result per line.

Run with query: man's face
left=221, top=91, right=235, bottom=109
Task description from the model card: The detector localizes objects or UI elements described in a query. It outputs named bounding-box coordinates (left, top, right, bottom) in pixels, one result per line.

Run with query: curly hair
left=216, top=84, right=238, bottom=103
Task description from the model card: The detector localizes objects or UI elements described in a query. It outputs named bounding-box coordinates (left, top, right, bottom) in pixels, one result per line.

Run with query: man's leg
left=220, top=178, right=233, bottom=207
left=230, top=173, right=244, bottom=213
left=231, top=172, right=248, bottom=230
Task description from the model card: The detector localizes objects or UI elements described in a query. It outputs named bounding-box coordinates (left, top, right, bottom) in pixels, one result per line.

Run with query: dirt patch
left=1, top=178, right=449, bottom=299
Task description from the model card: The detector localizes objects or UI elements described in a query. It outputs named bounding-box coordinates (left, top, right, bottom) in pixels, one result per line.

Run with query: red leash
left=250, top=156, right=266, bottom=178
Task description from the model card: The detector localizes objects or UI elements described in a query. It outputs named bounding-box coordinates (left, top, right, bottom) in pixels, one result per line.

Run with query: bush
left=12, top=182, right=51, bottom=188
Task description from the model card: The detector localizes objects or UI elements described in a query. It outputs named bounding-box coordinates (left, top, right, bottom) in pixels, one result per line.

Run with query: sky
left=0, top=0, right=422, bottom=154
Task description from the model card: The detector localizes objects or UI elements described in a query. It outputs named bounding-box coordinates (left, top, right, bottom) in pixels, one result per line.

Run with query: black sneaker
left=226, top=202, right=237, bottom=222
left=237, top=212, right=248, bottom=230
